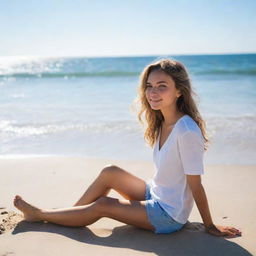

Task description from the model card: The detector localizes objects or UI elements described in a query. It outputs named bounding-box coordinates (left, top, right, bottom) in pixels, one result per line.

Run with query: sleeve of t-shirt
left=178, top=130, right=204, bottom=175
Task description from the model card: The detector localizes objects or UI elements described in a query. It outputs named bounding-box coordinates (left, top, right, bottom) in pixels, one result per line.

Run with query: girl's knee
left=100, top=164, right=121, bottom=176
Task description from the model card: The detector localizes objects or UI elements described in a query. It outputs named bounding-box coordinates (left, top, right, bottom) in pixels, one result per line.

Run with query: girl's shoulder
left=175, top=115, right=202, bottom=138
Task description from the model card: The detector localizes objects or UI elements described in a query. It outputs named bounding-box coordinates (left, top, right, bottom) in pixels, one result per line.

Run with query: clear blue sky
left=1, top=0, right=255, bottom=57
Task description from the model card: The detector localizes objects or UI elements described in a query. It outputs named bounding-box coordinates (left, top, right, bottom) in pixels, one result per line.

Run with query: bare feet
left=13, top=195, right=42, bottom=222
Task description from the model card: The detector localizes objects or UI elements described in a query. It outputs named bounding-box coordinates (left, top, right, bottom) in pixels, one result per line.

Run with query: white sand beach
left=0, top=157, right=255, bottom=255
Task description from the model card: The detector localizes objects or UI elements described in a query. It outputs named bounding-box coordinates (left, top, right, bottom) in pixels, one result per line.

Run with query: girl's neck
left=161, top=109, right=184, bottom=127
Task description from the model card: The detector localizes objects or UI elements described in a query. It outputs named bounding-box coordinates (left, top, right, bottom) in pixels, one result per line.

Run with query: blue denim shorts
left=145, top=183, right=184, bottom=234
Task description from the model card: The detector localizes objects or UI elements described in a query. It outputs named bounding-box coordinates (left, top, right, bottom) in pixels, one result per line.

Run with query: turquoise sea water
left=0, top=54, right=255, bottom=164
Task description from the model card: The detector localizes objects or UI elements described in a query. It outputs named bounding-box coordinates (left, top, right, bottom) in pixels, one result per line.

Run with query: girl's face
left=145, top=70, right=181, bottom=111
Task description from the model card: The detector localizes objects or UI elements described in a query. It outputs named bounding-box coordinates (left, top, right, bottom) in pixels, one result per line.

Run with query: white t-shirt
left=149, top=114, right=204, bottom=224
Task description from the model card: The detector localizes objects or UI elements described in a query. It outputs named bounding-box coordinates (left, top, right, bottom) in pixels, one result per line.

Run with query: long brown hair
left=136, top=59, right=209, bottom=150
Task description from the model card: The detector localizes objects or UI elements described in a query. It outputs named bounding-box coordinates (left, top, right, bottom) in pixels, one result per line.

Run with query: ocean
left=0, top=54, right=255, bottom=164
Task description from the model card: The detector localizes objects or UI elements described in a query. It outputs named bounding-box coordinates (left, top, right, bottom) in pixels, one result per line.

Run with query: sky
left=0, top=0, right=255, bottom=57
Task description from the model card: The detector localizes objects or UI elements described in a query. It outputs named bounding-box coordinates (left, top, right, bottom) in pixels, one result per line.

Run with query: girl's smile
left=145, top=70, right=181, bottom=111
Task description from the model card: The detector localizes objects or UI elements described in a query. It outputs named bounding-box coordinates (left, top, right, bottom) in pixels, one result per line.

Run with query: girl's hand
left=206, top=224, right=242, bottom=238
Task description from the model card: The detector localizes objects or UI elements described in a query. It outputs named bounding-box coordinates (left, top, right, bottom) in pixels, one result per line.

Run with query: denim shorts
left=145, top=183, right=184, bottom=234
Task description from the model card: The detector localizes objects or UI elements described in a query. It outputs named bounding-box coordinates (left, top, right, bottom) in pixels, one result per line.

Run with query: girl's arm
left=186, top=175, right=242, bottom=237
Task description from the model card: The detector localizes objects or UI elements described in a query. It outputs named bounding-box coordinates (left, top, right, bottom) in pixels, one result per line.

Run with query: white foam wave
left=0, top=115, right=255, bottom=140
left=205, top=115, right=256, bottom=138
left=0, top=120, right=138, bottom=138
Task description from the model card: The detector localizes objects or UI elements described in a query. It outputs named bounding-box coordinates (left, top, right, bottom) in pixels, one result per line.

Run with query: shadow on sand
left=12, top=220, right=250, bottom=256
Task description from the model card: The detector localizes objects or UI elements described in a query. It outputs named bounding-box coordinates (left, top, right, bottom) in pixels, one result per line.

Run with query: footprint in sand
left=0, top=211, right=23, bottom=235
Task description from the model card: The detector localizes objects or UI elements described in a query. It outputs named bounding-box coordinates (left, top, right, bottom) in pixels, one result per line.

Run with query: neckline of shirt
left=158, top=114, right=188, bottom=151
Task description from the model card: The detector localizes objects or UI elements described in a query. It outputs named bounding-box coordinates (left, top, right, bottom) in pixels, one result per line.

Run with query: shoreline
left=1, top=154, right=255, bottom=166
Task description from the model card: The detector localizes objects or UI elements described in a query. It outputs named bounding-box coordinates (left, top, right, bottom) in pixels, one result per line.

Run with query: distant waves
left=1, top=54, right=256, bottom=79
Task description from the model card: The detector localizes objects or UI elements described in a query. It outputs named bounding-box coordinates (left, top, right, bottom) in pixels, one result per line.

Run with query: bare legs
left=74, top=165, right=147, bottom=206
left=13, top=165, right=154, bottom=231
left=14, top=195, right=102, bottom=227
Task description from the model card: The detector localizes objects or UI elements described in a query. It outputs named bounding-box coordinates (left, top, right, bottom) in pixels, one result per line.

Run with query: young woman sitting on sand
left=14, top=59, right=241, bottom=237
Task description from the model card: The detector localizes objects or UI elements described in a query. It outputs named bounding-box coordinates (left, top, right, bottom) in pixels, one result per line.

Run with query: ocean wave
left=0, top=55, right=255, bottom=79
left=0, top=71, right=139, bottom=78
left=204, top=115, right=256, bottom=139
left=0, top=120, right=138, bottom=137
left=1, top=69, right=255, bottom=79
left=1, top=115, right=255, bottom=139
left=197, top=69, right=256, bottom=76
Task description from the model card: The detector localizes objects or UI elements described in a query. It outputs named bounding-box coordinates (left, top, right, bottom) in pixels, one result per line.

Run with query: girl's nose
left=149, top=87, right=160, bottom=94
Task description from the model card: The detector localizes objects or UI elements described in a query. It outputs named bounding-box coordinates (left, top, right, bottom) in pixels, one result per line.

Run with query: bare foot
left=13, top=195, right=42, bottom=222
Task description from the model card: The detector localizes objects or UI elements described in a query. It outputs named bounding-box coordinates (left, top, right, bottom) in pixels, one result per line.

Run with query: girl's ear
left=176, top=91, right=182, bottom=98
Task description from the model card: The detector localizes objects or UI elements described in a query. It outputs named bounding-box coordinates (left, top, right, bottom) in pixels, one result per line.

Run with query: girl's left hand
left=206, top=224, right=242, bottom=238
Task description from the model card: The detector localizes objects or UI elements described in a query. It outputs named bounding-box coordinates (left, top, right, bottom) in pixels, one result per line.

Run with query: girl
left=14, top=59, right=241, bottom=237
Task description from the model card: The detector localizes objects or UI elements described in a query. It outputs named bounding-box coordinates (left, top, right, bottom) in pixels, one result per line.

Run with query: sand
left=0, top=157, right=255, bottom=256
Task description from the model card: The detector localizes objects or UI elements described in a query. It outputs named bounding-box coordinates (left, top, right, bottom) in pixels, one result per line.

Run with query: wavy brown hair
left=136, top=59, right=209, bottom=150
